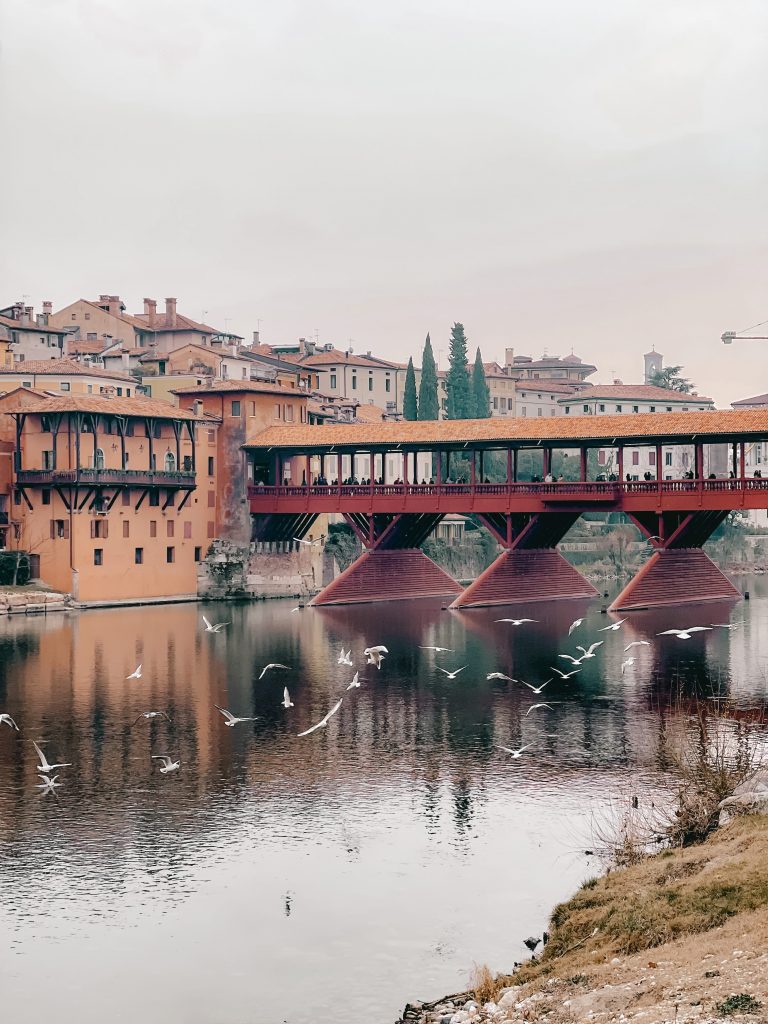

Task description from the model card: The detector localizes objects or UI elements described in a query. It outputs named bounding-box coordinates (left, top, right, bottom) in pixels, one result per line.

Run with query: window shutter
left=63, top=521, right=70, bottom=540
left=50, top=519, right=55, bottom=539
left=90, top=520, right=96, bottom=539
left=103, top=520, right=109, bottom=539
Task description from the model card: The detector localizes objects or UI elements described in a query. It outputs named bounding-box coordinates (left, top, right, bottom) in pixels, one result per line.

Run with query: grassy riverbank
left=401, top=814, right=768, bottom=1023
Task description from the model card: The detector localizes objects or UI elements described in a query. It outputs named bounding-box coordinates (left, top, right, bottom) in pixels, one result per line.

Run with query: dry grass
left=467, top=963, right=497, bottom=1004
left=514, top=813, right=768, bottom=986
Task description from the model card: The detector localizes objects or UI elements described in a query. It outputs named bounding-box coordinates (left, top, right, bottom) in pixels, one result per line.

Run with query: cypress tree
left=445, top=322, right=472, bottom=419
left=471, top=347, right=491, bottom=418
left=417, top=333, right=439, bottom=420
left=403, top=357, right=418, bottom=420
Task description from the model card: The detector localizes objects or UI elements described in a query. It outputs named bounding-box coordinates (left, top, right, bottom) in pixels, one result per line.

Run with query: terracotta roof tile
left=0, top=391, right=202, bottom=420
left=0, top=314, right=68, bottom=335
left=732, top=394, right=768, bottom=407
left=561, top=384, right=714, bottom=403
left=0, top=358, right=135, bottom=383
left=299, top=348, right=399, bottom=369
left=244, top=409, right=768, bottom=449
left=171, top=379, right=308, bottom=397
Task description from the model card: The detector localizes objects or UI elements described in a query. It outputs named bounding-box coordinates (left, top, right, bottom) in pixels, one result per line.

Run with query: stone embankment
left=0, top=590, right=70, bottom=615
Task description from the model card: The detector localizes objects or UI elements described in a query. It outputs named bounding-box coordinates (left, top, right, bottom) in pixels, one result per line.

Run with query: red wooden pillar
left=732, top=442, right=738, bottom=477
left=402, top=450, right=409, bottom=486
left=579, top=446, right=587, bottom=482
left=305, top=454, right=311, bottom=486
left=695, top=442, right=703, bottom=480
left=740, top=442, right=746, bottom=479
left=369, top=451, right=375, bottom=496
left=543, top=447, right=551, bottom=477
left=655, top=444, right=662, bottom=482
left=617, top=446, right=624, bottom=480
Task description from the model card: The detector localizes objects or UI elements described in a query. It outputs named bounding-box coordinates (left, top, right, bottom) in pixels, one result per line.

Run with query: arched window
left=164, top=452, right=176, bottom=472
left=93, top=448, right=105, bottom=470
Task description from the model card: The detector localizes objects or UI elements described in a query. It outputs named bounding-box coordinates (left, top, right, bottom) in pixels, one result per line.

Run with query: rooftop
left=0, top=390, right=204, bottom=420
left=560, top=384, right=713, bottom=403
left=732, top=394, right=768, bottom=408
left=0, top=314, right=68, bottom=336
left=0, top=358, right=135, bottom=383
left=244, top=409, right=768, bottom=450
left=171, top=379, right=307, bottom=397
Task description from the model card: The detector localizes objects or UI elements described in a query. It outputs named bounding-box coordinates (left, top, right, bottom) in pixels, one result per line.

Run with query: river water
left=1, top=581, right=767, bottom=1023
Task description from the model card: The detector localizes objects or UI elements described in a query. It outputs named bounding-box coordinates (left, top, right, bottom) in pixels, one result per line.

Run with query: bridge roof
left=244, top=408, right=768, bottom=451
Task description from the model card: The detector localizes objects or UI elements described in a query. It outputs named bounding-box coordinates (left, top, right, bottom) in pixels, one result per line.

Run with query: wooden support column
left=74, top=413, right=82, bottom=472
left=145, top=418, right=155, bottom=471
left=174, top=421, right=182, bottom=469
left=305, top=454, right=311, bottom=486
left=513, top=448, right=518, bottom=482
left=656, top=444, right=662, bottom=482
left=445, top=450, right=450, bottom=481
left=479, top=450, right=485, bottom=482
left=617, top=446, right=624, bottom=480
left=470, top=450, right=476, bottom=486
left=436, top=450, right=442, bottom=486
left=506, top=447, right=512, bottom=485
left=90, top=414, right=99, bottom=467
left=187, top=421, right=196, bottom=470
left=695, top=442, right=703, bottom=480
left=543, top=447, right=551, bottom=477
left=402, top=450, right=408, bottom=485
left=579, top=446, right=587, bottom=482
left=740, top=442, right=746, bottom=479
left=732, top=442, right=738, bottom=477
left=273, top=451, right=280, bottom=486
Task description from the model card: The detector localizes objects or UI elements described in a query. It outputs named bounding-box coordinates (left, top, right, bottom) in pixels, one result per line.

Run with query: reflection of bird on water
left=151, top=755, right=180, bottom=774
left=526, top=703, right=555, bottom=715
left=419, top=645, right=454, bottom=653
left=487, top=672, right=515, bottom=682
left=0, top=714, right=19, bottom=731
left=657, top=626, right=712, bottom=640
left=520, top=679, right=552, bottom=695
left=297, top=698, right=343, bottom=737
left=32, top=740, right=71, bottom=775
left=131, top=711, right=171, bottom=727
left=36, top=773, right=62, bottom=793
left=258, top=662, right=291, bottom=680
left=337, top=648, right=353, bottom=666
left=202, top=616, right=229, bottom=633
left=126, top=663, right=142, bottom=680
left=621, top=657, right=635, bottom=675
left=437, top=666, right=467, bottom=680
left=214, top=705, right=259, bottom=727
left=624, top=641, right=650, bottom=651
left=363, top=646, right=388, bottom=670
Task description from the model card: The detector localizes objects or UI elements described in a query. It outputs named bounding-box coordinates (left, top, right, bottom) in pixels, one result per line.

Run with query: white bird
left=568, top=618, right=584, bottom=636
left=294, top=536, right=320, bottom=546
left=621, top=657, right=635, bottom=675
left=419, top=645, right=455, bottom=653
left=126, top=663, right=142, bottom=680
left=577, top=642, right=604, bottom=659
left=297, top=698, right=343, bottom=737
left=712, top=623, right=737, bottom=629
left=203, top=616, right=229, bottom=633
left=526, top=703, right=555, bottom=715
left=338, top=648, right=353, bottom=666
left=282, top=687, right=294, bottom=708
left=364, top=645, right=388, bottom=670
left=437, top=666, right=467, bottom=680
left=494, top=618, right=537, bottom=626
left=598, top=619, right=626, bottom=632
left=623, top=641, right=651, bottom=652
left=346, top=672, right=361, bottom=690
left=519, top=679, right=552, bottom=695
left=487, top=672, right=515, bottom=682
left=32, top=740, right=71, bottom=774
left=152, top=755, right=180, bottom=774
left=36, top=773, right=62, bottom=792
left=214, top=705, right=259, bottom=727
left=290, top=607, right=300, bottom=613
left=131, top=711, right=171, bottom=727
left=657, top=627, right=713, bottom=640
left=550, top=666, right=581, bottom=680
left=259, top=662, right=291, bottom=680
left=497, top=743, right=533, bottom=759
left=0, top=713, right=19, bottom=731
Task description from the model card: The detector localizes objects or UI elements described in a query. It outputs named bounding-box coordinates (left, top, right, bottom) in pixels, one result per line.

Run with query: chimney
left=108, top=295, right=121, bottom=316
left=42, top=301, right=52, bottom=324
left=252, top=330, right=260, bottom=345
left=505, top=347, right=514, bottom=369
left=20, top=305, right=33, bottom=325
left=143, top=298, right=157, bottom=327
left=165, top=297, right=177, bottom=328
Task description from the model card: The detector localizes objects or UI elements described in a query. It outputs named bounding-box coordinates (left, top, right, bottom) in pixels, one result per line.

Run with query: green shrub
left=0, top=551, right=31, bottom=586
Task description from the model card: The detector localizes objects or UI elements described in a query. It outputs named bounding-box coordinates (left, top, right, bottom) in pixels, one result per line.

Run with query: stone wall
left=0, top=590, right=71, bottom=615
left=198, top=539, right=336, bottom=600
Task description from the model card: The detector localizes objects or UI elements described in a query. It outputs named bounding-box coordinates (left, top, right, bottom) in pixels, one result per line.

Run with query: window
left=22, top=381, right=32, bottom=388
left=537, top=408, right=543, bottom=416
left=94, top=548, right=103, bottom=565
left=521, top=407, right=527, bottom=417
left=93, top=448, right=105, bottom=470
left=42, top=489, right=51, bottom=505
left=184, top=521, right=192, bottom=539
left=121, top=490, right=131, bottom=506
left=285, top=405, right=294, bottom=422
left=599, top=404, right=605, bottom=413
left=208, top=456, right=214, bottom=476
left=632, top=451, right=639, bottom=465
left=90, top=519, right=108, bottom=539
left=166, top=546, right=175, bottom=563
left=42, top=450, right=54, bottom=470
left=666, top=406, right=672, bottom=413
left=164, top=452, right=176, bottom=471
left=167, top=520, right=174, bottom=538
left=207, top=490, right=216, bottom=507
left=493, top=397, right=498, bottom=410
left=135, top=547, right=143, bottom=564
left=385, top=378, right=391, bottom=393
left=665, top=452, right=673, bottom=466
left=649, top=451, right=656, bottom=465
left=564, top=406, right=570, bottom=414
left=150, top=520, right=157, bottom=538
left=84, top=312, right=91, bottom=320
left=231, top=400, right=241, bottom=416
left=330, top=374, right=337, bottom=389
left=352, top=374, right=357, bottom=390
left=153, top=422, right=162, bottom=439
left=123, top=521, right=130, bottom=538
left=116, top=387, right=122, bottom=396
left=274, top=404, right=281, bottom=419
left=615, top=405, right=622, bottom=413
left=368, top=377, right=373, bottom=392
left=126, top=388, right=131, bottom=397
left=87, top=332, right=96, bottom=341
left=60, top=382, right=71, bottom=392
left=249, top=402, right=256, bottom=415
left=583, top=404, right=589, bottom=413
left=207, top=429, right=215, bottom=443
left=51, top=519, right=68, bottom=539
left=649, top=406, right=656, bottom=413
left=632, top=405, right=639, bottom=413
left=40, top=416, right=51, bottom=432
left=149, top=489, right=160, bottom=506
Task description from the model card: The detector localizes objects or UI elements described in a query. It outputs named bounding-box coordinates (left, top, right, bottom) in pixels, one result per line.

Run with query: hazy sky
left=2, top=0, right=767, bottom=404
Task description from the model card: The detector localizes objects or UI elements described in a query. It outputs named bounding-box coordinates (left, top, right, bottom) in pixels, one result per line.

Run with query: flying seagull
left=259, top=662, right=291, bottom=680
left=346, top=672, right=361, bottom=690
left=364, top=646, right=388, bottom=670
left=214, top=705, right=259, bottom=727
left=550, top=666, right=581, bottom=680
left=337, top=648, right=353, bottom=666
left=152, top=755, right=180, bottom=774
left=577, top=642, right=604, bottom=659
left=126, top=663, right=142, bottom=680
left=282, top=687, right=294, bottom=708
left=494, top=618, right=537, bottom=626
left=568, top=618, right=584, bottom=636
left=32, top=740, right=71, bottom=775
left=519, top=679, right=552, bottom=695
left=0, top=714, right=19, bottom=731
left=290, top=607, right=300, bottom=613
left=621, top=657, right=636, bottom=675
left=496, top=743, right=533, bottom=759
left=657, top=627, right=713, bottom=640
left=419, top=645, right=455, bottom=653
left=297, top=698, right=343, bottom=737
left=487, top=672, right=515, bottom=682
left=131, top=711, right=171, bottom=728
left=623, top=641, right=651, bottom=652
left=526, top=703, right=555, bottom=715
left=437, top=666, right=467, bottom=680
left=202, top=616, right=229, bottom=633
left=598, top=619, right=626, bottom=632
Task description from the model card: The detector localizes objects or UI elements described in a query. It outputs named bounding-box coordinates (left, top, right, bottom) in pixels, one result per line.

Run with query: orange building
left=0, top=389, right=219, bottom=604
left=173, top=380, right=313, bottom=543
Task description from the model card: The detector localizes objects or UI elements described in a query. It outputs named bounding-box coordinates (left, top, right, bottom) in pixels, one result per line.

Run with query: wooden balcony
left=16, top=468, right=196, bottom=489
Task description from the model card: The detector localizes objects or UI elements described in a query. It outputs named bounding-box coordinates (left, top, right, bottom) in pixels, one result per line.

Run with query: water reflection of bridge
left=245, top=410, right=768, bottom=612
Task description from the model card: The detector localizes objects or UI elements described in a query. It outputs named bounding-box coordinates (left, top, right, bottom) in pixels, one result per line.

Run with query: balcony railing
left=16, top=468, right=196, bottom=488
